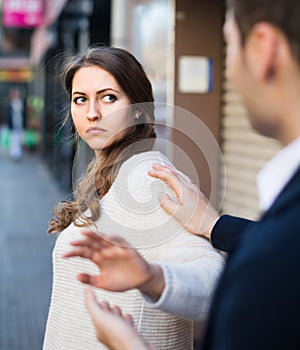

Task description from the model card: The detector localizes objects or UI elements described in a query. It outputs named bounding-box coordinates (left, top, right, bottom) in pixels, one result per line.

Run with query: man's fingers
left=148, top=169, right=182, bottom=198
left=158, top=193, right=180, bottom=217
left=151, top=163, right=174, bottom=171
left=149, top=164, right=198, bottom=201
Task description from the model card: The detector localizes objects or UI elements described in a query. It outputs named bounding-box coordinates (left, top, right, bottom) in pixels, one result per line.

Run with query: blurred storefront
left=29, top=0, right=111, bottom=191
left=0, top=0, right=41, bottom=157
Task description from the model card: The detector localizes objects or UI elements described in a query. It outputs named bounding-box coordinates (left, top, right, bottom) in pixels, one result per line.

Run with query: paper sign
left=179, top=56, right=213, bottom=93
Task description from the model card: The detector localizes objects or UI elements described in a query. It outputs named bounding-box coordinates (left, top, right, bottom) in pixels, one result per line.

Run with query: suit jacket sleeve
left=211, top=214, right=255, bottom=253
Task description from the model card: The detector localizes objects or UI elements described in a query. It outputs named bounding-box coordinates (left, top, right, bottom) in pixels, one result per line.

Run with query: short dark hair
left=229, top=0, right=300, bottom=63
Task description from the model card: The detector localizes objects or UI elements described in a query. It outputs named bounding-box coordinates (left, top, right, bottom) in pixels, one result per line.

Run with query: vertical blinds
left=220, top=79, right=281, bottom=220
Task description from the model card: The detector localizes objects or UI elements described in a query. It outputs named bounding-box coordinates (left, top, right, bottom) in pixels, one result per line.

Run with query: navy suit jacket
left=200, top=166, right=300, bottom=350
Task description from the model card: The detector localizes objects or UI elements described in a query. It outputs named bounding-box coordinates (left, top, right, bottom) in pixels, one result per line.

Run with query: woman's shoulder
left=114, top=151, right=174, bottom=201
left=123, top=151, right=171, bottom=171
left=117, top=151, right=173, bottom=187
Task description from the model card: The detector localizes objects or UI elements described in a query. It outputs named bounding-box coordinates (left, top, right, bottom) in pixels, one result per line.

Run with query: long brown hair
left=48, top=47, right=156, bottom=233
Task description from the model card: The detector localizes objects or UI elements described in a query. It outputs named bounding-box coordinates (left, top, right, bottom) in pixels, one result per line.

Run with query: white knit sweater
left=43, top=151, right=224, bottom=350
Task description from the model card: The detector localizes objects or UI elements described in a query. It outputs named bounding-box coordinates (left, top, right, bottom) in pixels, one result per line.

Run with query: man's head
left=229, top=0, right=300, bottom=64
left=225, top=0, right=300, bottom=144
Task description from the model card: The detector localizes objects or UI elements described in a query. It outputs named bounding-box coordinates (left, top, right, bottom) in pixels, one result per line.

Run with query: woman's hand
left=148, top=164, right=219, bottom=239
left=85, top=287, right=156, bottom=350
left=64, top=231, right=165, bottom=300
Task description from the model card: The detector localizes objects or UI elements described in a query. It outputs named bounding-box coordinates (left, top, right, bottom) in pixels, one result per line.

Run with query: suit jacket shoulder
left=202, top=166, right=300, bottom=350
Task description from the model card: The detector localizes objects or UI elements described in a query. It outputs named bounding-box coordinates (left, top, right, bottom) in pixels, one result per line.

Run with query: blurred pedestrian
left=43, top=46, right=224, bottom=350
left=8, top=87, right=26, bottom=161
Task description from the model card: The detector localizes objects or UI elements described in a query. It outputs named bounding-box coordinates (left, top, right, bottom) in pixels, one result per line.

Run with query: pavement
left=0, top=148, right=68, bottom=350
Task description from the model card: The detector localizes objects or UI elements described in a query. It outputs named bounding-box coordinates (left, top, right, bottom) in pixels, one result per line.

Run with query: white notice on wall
left=178, top=56, right=212, bottom=93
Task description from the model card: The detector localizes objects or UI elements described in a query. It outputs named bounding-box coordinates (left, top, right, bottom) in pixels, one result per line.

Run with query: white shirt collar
left=257, top=136, right=300, bottom=211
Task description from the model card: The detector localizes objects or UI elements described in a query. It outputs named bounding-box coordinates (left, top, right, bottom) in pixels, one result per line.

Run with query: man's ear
left=246, top=22, right=279, bottom=81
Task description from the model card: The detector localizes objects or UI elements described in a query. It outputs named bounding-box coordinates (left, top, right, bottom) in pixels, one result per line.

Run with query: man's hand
left=64, top=231, right=165, bottom=300
left=148, top=164, right=219, bottom=239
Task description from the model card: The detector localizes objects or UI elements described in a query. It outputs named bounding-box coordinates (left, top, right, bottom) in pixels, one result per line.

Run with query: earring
left=135, top=113, right=140, bottom=120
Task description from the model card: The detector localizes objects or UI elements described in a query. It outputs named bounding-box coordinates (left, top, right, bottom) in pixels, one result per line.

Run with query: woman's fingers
left=85, top=287, right=100, bottom=313
left=81, top=230, right=107, bottom=241
left=85, top=287, right=133, bottom=325
left=82, top=230, right=132, bottom=248
left=64, top=231, right=130, bottom=258
left=124, top=313, right=135, bottom=327
left=111, top=307, right=135, bottom=328
left=78, top=273, right=94, bottom=285
left=78, top=273, right=105, bottom=288
left=85, top=288, right=111, bottom=315
left=63, top=246, right=96, bottom=259
left=111, top=305, right=122, bottom=316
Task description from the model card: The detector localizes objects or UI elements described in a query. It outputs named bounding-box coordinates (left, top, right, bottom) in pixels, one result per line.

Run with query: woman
left=43, top=46, right=223, bottom=350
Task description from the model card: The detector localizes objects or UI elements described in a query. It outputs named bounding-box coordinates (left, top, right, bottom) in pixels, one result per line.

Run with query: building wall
left=172, top=0, right=281, bottom=220
left=172, top=0, right=225, bottom=208
left=34, top=0, right=111, bottom=191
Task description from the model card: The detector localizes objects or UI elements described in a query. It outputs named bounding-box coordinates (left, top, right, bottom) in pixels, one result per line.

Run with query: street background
left=0, top=148, right=67, bottom=350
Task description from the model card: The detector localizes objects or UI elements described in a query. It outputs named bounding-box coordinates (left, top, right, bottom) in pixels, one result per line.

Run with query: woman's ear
left=246, top=22, right=279, bottom=81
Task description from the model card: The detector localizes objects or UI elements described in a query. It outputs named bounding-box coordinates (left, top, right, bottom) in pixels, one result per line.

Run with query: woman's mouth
left=86, top=127, right=107, bottom=134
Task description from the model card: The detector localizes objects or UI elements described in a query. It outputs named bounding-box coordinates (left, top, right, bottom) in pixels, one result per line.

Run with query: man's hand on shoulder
left=148, top=163, right=219, bottom=240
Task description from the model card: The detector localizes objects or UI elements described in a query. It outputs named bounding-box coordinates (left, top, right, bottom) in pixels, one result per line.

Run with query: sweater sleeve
left=142, top=256, right=223, bottom=321
left=211, top=214, right=255, bottom=253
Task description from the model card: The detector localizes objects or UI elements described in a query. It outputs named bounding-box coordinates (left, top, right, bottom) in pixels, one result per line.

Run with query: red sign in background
left=2, top=0, right=44, bottom=28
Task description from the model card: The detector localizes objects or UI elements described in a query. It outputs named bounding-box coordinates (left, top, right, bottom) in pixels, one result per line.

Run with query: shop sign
left=2, top=0, right=44, bottom=28
left=0, top=69, right=33, bottom=82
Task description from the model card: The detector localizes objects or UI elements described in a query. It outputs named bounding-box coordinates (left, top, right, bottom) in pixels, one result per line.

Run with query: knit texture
left=43, top=151, right=223, bottom=350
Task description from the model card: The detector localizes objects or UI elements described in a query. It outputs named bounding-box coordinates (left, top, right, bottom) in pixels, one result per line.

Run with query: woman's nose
left=87, top=102, right=101, bottom=121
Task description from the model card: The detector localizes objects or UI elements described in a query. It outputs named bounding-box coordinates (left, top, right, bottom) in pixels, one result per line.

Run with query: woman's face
left=71, top=65, right=133, bottom=150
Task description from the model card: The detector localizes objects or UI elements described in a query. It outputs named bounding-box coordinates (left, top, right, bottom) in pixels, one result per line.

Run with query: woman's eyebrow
left=96, top=88, right=120, bottom=94
left=72, top=88, right=120, bottom=96
left=72, top=91, right=86, bottom=96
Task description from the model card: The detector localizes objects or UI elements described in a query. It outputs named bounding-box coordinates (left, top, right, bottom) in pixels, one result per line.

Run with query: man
left=65, top=0, right=300, bottom=348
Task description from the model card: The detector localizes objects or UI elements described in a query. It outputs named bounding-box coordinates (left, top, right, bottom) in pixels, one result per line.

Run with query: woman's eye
left=102, top=94, right=117, bottom=103
left=73, top=96, right=86, bottom=104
